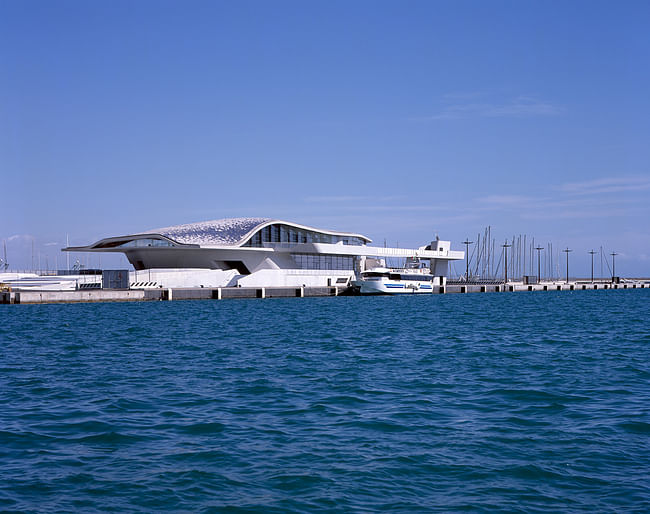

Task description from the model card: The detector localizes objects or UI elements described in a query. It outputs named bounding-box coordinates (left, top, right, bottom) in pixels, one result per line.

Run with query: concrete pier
left=4, top=289, right=146, bottom=304
left=443, top=281, right=648, bottom=294
left=1, top=282, right=646, bottom=305
left=1, top=286, right=346, bottom=304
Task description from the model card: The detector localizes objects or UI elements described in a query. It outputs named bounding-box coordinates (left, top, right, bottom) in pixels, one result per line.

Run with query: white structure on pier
left=64, top=217, right=464, bottom=288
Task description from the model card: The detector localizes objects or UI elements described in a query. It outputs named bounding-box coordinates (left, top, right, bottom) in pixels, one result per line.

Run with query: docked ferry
left=355, top=267, right=435, bottom=294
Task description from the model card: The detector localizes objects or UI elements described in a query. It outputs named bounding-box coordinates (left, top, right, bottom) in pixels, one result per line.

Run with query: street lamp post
left=562, top=248, right=572, bottom=284
left=502, top=240, right=512, bottom=283
left=535, top=246, right=544, bottom=284
left=610, top=252, right=618, bottom=282
left=462, top=239, right=473, bottom=282
left=589, top=250, right=597, bottom=283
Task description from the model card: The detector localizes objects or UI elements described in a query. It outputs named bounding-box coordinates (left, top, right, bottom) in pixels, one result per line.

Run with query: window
left=290, top=253, right=354, bottom=270
left=363, top=272, right=389, bottom=278
left=398, top=274, right=434, bottom=281
left=117, top=238, right=173, bottom=248
left=241, top=224, right=367, bottom=248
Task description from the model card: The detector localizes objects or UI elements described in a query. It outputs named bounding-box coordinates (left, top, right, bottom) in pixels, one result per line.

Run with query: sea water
left=1, top=290, right=649, bottom=512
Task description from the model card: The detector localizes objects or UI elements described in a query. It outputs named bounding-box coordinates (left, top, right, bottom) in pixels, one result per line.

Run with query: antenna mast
left=1, top=240, right=7, bottom=271
left=562, top=248, right=572, bottom=284
left=462, top=239, right=473, bottom=282
left=610, top=252, right=618, bottom=282
left=588, top=250, right=597, bottom=283
left=502, top=240, right=512, bottom=283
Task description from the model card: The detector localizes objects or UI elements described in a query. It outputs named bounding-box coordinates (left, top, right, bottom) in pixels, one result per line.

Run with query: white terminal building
left=63, top=217, right=464, bottom=289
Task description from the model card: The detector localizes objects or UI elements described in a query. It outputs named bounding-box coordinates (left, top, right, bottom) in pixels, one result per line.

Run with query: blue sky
left=2, top=0, right=649, bottom=276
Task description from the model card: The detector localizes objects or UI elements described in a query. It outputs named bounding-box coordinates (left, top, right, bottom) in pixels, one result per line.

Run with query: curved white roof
left=148, top=217, right=272, bottom=246
left=64, top=217, right=372, bottom=251
left=145, top=217, right=371, bottom=246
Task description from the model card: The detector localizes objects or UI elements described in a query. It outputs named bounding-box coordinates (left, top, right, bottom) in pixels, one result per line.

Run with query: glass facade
left=126, top=238, right=174, bottom=248
left=242, top=223, right=366, bottom=248
left=291, top=253, right=355, bottom=270
left=98, top=238, right=175, bottom=249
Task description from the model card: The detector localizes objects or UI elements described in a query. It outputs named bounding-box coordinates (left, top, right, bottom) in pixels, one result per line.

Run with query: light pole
left=610, top=252, right=618, bottom=282
left=589, top=250, right=597, bottom=283
left=462, top=239, right=473, bottom=282
left=562, top=248, right=572, bottom=284
left=502, top=240, right=512, bottom=283
left=535, top=246, right=544, bottom=283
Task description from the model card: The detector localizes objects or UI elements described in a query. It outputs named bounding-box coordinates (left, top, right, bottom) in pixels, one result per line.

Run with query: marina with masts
left=448, top=226, right=626, bottom=285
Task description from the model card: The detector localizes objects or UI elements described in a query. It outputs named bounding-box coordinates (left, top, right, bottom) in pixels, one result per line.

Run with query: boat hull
left=357, top=279, right=434, bottom=295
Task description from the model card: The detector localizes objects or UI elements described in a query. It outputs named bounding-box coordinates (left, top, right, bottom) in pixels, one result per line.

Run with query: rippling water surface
left=1, top=290, right=649, bottom=512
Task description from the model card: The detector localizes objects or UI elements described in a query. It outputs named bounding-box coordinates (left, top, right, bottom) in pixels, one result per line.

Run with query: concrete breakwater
left=1, top=281, right=648, bottom=304
left=2, top=286, right=345, bottom=304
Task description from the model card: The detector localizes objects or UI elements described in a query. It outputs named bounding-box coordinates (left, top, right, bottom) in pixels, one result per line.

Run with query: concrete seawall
left=1, top=286, right=345, bottom=304
left=1, top=281, right=647, bottom=305
left=443, top=282, right=648, bottom=294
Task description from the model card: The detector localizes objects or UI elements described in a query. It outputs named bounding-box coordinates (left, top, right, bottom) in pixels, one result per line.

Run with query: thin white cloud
left=305, top=195, right=404, bottom=203
left=486, top=194, right=637, bottom=211
left=7, top=234, right=34, bottom=242
left=559, top=176, right=650, bottom=195
left=521, top=207, right=635, bottom=221
left=441, top=91, right=485, bottom=101
left=426, top=95, right=563, bottom=120
left=477, top=180, right=650, bottom=215
left=345, top=204, right=459, bottom=213
left=304, top=195, right=372, bottom=203
left=480, top=195, right=534, bottom=206
left=288, top=183, right=648, bottom=227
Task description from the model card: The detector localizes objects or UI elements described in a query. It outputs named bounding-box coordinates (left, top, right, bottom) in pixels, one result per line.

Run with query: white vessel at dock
left=355, top=266, right=435, bottom=294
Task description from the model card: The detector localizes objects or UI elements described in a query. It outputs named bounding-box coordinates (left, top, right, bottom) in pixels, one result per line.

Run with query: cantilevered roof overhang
left=63, top=234, right=199, bottom=252
left=278, top=242, right=465, bottom=260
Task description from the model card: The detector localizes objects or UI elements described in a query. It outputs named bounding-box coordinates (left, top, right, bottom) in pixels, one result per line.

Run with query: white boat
left=355, top=266, right=435, bottom=294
